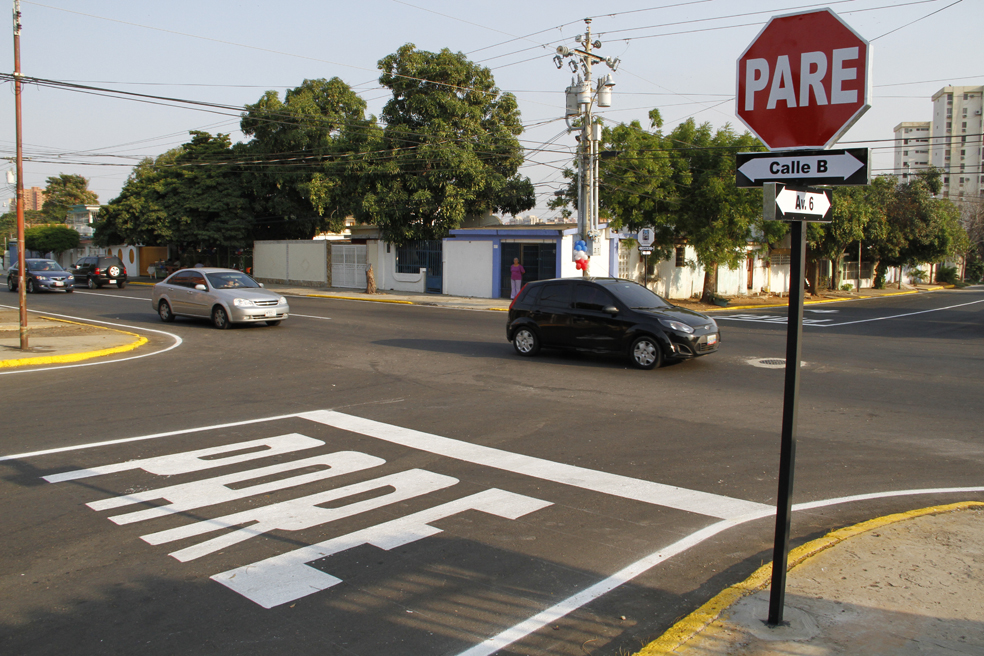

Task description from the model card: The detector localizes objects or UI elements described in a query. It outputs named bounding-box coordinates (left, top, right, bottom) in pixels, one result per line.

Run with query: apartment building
left=895, top=85, right=983, bottom=203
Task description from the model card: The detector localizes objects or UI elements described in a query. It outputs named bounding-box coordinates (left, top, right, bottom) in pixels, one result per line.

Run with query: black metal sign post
left=767, top=219, right=806, bottom=625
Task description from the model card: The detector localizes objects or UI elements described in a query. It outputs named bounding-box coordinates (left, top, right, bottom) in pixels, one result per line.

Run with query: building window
left=903, top=150, right=908, bottom=156
left=770, top=254, right=791, bottom=266
left=675, top=245, right=686, bottom=267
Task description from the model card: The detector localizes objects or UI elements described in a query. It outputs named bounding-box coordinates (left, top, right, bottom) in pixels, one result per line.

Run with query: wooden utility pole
left=13, top=0, right=28, bottom=348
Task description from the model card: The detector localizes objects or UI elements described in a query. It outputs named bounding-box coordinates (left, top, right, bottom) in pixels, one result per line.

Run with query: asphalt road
left=2, top=285, right=982, bottom=655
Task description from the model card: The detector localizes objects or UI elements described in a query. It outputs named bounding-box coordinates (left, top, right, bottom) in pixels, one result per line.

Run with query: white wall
left=368, top=240, right=426, bottom=293
left=253, top=240, right=327, bottom=284
left=444, top=240, right=493, bottom=297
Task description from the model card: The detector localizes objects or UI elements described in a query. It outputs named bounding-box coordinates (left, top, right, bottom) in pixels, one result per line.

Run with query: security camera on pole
left=554, top=19, right=618, bottom=277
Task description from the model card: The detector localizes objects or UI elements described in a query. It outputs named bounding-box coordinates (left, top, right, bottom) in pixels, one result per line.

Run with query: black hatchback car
left=72, top=255, right=128, bottom=289
left=507, top=278, right=719, bottom=369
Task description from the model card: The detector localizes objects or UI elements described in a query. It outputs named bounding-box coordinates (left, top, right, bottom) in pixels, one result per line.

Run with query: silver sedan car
left=152, top=268, right=289, bottom=329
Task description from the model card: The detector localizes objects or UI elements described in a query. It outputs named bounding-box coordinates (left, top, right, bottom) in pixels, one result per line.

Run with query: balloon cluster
left=574, top=240, right=589, bottom=271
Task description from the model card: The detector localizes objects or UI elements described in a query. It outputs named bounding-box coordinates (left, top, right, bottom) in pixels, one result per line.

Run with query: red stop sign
left=736, top=9, right=870, bottom=151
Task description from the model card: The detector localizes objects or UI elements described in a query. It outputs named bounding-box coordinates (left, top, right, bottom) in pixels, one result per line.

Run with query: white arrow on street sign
left=763, top=183, right=832, bottom=222
left=776, top=187, right=830, bottom=217
left=738, top=151, right=865, bottom=184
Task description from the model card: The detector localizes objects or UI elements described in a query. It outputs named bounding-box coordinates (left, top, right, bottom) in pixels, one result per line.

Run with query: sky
left=1, top=0, right=981, bottom=221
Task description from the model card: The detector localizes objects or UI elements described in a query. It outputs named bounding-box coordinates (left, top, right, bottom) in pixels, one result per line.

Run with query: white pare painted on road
left=88, top=451, right=384, bottom=525
left=213, top=488, right=552, bottom=608
left=143, top=468, right=458, bottom=562
left=44, top=433, right=324, bottom=483
left=300, top=410, right=770, bottom=519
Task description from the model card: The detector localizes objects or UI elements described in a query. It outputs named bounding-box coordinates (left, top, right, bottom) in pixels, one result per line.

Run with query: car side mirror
left=603, top=306, right=619, bottom=315
left=194, top=284, right=207, bottom=291
left=258, top=282, right=264, bottom=288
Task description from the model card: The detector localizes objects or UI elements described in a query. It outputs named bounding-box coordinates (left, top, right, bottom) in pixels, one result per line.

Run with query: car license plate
left=107, top=279, right=116, bottom=284
left=265, top=310, right=277, bottom=317
left=707, top=334, right=718, bottom=345
left=54, top=281, right=63, bottom=287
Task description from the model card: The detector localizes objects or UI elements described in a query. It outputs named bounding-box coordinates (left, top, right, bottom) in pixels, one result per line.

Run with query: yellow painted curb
left=0, top=316, right=149, bottom=368
left=635, top=500, right=984, bottom=656
left=303, top=293, right=415, bottom=305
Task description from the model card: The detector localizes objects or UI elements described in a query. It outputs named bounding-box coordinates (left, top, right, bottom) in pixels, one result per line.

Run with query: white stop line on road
left=717, top=298, right=984, bottom=327
left=8, top=411, right=983, bottom=656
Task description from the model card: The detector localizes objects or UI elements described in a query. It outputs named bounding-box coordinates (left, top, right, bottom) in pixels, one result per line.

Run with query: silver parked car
left=152, top=268, right=289, bottom=329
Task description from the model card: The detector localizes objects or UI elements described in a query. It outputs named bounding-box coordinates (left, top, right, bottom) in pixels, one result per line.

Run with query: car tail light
left=508, top=284, right=527, bottom=310
left=94, top=267, right=101, bottom=274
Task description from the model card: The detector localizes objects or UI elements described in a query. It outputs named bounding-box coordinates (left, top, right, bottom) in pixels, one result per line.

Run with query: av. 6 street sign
left=736, top=9, right=870, bottom=151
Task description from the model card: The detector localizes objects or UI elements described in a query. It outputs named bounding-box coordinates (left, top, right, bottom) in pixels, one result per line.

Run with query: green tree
left=867, top=169, right=965, bottom=287
left=96, top=132, right=250, bottom=251
left=668, top=120, right=782, bottom=302
left=360, top=44, right=534, bottom=243
left=24, top=224, right=80, bottom=257
left=42, top=174, right=99, bottom=223
left=239, top=77, right=377, bottom=240
left=1, top=209, right=46, bottom=237
left=806, top=176, right=892, bottom=291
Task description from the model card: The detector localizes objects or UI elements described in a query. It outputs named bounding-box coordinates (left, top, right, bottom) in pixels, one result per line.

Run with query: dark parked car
left=7, top=258, right=75, bottom=293
left=506, top=277, right=719, bottom=369
left=71, top=255, right=128, bottom=289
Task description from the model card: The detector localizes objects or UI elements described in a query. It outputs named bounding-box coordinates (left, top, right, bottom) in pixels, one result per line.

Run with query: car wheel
left=108, top=265, right=121, bottom=278
left=212, top=305, right=230, bottom=330
left=66, top=288, right=74, bottom=293
left=117, top=280, right=126, bottom=289
left=6, top=277, right=14, bottom=292
left=87, top=277, right=97, bottom=289
left=512, top=327, right=540, bottom=356
left=266, top=320, right=282, bottom=327
left=26, top=279, right=35, bottom=294
left=629, top=335, right=662, bottom=370
left=158, top=300, right=175, bottom=322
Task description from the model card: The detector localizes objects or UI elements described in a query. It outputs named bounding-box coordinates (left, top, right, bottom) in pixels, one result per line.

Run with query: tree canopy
left=359, top=44, right=534, bottom=243
left=24, top=224, right=80, bottom=255
left=42, top=174, right=98, bottom=224
left=96, top=132, right=250, bottom=249
left=239, top=77, right=376, bottom=239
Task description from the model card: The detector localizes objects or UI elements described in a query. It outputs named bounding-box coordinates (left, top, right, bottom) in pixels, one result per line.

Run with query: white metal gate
left=330, top=244, right=367, bottom=289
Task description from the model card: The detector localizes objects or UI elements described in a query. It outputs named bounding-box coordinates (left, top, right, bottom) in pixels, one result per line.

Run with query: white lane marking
left=717, top=298, right=984, bottom=328
left=290, top=313, right=332, bottom=320
left=0, top=305, right=183, bottom=376
left=459, top=485, right=984, bottom=656
left=213, top=488, right=552, bottom=608
left=143, top=469, right=458, bottom=562
left=90, top=451, right=384, bottom=526
left=72, top=291, right=150, bottom=301
left=300, top=410, right=770, bottom=519
left=0, top=412, right=298, bottom=463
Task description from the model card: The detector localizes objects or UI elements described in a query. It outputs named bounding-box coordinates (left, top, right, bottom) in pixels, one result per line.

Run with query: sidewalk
left=0, top=308, right=146, bottom=368
left=637, top=503, right=984, bottom=655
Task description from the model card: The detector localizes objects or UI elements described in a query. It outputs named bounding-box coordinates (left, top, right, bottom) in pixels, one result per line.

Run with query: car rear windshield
left=28, top=260, right=64, bottom=272
left=604, top=281, right=672, bottom=309
left=205, top=271, right=261, bottom=289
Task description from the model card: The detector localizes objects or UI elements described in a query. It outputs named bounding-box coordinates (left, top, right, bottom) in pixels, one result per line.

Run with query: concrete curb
left=634, top=500, right=984, bottom=655
left=0, top=316, right=148, bottom=369
left=703, top=285, right=951, bottom=312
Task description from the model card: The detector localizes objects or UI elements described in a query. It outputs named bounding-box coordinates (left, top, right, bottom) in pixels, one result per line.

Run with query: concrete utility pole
left=12, top=0, right=27, bottom=348
left=555, top=19, right=617, bottom=277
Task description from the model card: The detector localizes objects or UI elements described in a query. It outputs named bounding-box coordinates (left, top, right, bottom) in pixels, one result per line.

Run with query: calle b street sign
left=736, top=148, right=868, bottom=188
left=763, top=182, right=832, bottom=222
left=736, top=9, right=870, bottom=151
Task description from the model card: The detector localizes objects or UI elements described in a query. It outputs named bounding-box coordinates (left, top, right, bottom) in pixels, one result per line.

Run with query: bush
left=967, top=260, right=984, bottom=284
left=936, top=265, right=958, bottom=285
left=840, top=283, right=853, bottom=291
left=873, top=263, right=887, bottom=289
left=909, top=268, right=927, bottom=284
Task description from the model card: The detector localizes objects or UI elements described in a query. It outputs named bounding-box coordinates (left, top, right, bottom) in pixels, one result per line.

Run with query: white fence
left=253, top=240, right=328, bottom=286
left=330, top=244, right=367, bottom=289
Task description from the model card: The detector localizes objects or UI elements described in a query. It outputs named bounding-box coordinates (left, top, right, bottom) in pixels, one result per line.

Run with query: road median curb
left=0, top=317, right=148, bottom=369
left=634, top=500, right=984, bottom=655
